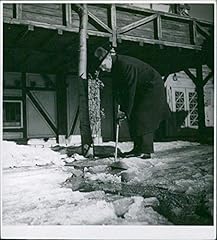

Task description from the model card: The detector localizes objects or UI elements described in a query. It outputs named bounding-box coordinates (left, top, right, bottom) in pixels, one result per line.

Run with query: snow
left=2, top=140, right=214, bottom=225
left=124, top=197, right=171, bottom=225
left=85, top=172, right=122, bottom=184
left=2, top=141, right=65, bottom=168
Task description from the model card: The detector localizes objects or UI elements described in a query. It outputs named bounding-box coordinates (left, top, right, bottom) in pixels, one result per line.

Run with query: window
left=3, top=100, right=23, bottom=128
left=172, top=88, right=198, bottom=129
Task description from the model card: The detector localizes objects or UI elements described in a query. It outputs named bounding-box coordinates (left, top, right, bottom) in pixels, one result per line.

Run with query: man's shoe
left=123, top=149, right=141, bottom=158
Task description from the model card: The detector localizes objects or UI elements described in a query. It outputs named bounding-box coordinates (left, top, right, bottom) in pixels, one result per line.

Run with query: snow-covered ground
left=2, top=140, right=214, bottom=225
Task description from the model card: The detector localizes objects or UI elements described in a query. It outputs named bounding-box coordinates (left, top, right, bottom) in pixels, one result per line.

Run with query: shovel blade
left=110, top=161, right=128, bottom=170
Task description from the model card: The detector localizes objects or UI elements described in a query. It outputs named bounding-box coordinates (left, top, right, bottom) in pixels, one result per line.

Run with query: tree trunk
left=78, top=4, right=93, bottom=156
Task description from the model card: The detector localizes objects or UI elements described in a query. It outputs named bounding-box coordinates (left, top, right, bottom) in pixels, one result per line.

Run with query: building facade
left=2, top=3, right=214, bottom=143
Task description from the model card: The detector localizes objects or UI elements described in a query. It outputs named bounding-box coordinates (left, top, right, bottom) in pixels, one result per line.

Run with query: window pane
left=3, top=101, right=22, bottom=128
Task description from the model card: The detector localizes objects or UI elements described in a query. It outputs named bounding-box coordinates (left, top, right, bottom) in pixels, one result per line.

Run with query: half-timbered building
left=2, top=3, right=214, bottom=144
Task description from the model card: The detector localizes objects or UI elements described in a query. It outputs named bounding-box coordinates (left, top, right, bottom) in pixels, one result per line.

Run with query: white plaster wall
left=165, top=65, right=214, bottom=127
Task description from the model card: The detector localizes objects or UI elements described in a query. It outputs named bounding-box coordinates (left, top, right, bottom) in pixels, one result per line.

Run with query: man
left=94, top=47, right=170, bottom=159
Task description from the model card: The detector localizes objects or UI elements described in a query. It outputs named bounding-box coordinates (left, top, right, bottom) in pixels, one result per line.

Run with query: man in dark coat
left=95, top=47, right=170, bottom=159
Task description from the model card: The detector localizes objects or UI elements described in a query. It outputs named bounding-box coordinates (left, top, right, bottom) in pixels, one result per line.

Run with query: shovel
left=114, top=119, right=120, bottom=162
left=110, top=105, right=128, bottom=171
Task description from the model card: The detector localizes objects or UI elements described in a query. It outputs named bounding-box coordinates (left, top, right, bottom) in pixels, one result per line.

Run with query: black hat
left=94, top=47, right=109, bottom=61
left=94, top=46, right=115, bottom=71
left=94, top=47, right=111, bottom=71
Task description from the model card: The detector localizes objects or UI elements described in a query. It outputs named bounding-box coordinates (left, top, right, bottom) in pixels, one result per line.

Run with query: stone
left=88, top=165, right=109, bottom=174
left=113, top=198, right=134, bottom=217
left=124, top=197, right=171, bottom=224
left=143, top=197, right=160, bottom=209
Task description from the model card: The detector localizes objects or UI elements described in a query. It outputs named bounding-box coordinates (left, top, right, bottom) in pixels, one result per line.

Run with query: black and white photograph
left=0, top=1, right=216, bottom=239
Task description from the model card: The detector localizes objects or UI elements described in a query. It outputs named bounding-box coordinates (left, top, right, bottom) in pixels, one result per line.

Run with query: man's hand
left=117, top=110, right=127, bottom=123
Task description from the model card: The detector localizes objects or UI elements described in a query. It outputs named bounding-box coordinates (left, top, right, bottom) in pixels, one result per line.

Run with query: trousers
left=133, top=132, right=154, bottom=153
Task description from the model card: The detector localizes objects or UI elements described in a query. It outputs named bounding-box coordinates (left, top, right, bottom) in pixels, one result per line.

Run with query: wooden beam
left=88, top=10, right=112, bottom=33
left=190, top=20, right=197, bottom=45
left=163, top=74, right=169, bottom=82
left=116, top=4, right=213, bottom=25
left=110, top=4, right=117, bottom=47
left=56, top=73, right=68, bottom=140
left=12, top=4, right=16, bottom=18
left=21, top=72, right=27, bottom=140
left=62, top=4, right=72, bottom=27
left=3, top=17, right=208, bottom=52
left=155, top=14, right=162, bottom=40
left=16, top=4, right=22, bottom=19
left=139, top=41, right=144, bottom=47
left=3, top=18, right=80, bottom=34
left=184, top=69, right=197, bottom=84
left=3, top=128, right=24, bottom=132
left=70, top=106, right=79, bottom=136
left=196, top=22, right=210, bottom=38
left=117, top=38, right=122, bottom=43
left=3, top=96, right=22, bottom=100
left=117, top=14, right=158, bottom=34
left=28, top=25, right=34, bottom=31
left=26, top=90, right=58, bottom=135
left=119, top=34, right=202, bottom=50
left=65, top=4, right=72, bottom=26
left=203, top=71, right=213, bottom=86
left=57, top=29, right=63, bottom=35
left=88, top=30, right=111, bottom=38
left=40, top=74, right=55, bottom=88
left=195, top=65, right=206, bottom=136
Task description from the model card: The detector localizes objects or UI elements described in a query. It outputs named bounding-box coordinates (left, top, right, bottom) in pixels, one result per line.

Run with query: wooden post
left=56, top=73, right=68, bottom=145
left=21, top=72, right=27, bottom=142
left=195, top=65, right=206, bottom=138
left=190, top=20, right=197, bottom=45
left=63, top=4, right=72, bottom=26
left=155, top=14, right=162, bottom=40
left=110, top=4, right=117, bottom=47
left=16, top=4, right=22, bottom=19
left=78, top=4, right=93, bottom=156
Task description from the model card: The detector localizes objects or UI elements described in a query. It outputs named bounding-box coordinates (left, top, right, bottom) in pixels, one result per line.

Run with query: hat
left=94, top=47, right=109, bottom=61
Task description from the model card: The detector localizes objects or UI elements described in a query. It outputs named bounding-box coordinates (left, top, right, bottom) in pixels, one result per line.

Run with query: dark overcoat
left=111, top=54, right=170, bottom=137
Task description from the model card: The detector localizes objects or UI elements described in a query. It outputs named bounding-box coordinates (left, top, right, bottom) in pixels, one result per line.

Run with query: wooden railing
left=3, top=3, right=213, bottom=50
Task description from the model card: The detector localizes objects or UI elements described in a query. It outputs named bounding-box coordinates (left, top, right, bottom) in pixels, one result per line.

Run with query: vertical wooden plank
left=16, top=3, right=22, bottom=19
left=66, top=4, right=72, bottom=26
left=195, top=65, right=206, bottom=137
left=21, top=72, right=27, bottom=140
left=12, top=4, right=16, bottom=18
left=78, top=4, right=93, bottom=156
left=110, top=4, right=117, bottom=47
left=56, top=73, right=68, bottom=144
left=63, top=4, right=72, bottom=26
left=155, top=14, right=162, bottom=40
left=190, top=20, right=197, bottom=45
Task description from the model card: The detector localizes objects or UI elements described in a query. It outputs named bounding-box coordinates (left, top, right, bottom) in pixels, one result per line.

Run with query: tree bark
left=78, top=4, right=93, bottom=156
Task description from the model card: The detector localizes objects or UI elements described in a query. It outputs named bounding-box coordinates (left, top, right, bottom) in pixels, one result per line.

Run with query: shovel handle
left=114, top=122, right=120, bottom=162
left=114, top=105, right=121, bottom=162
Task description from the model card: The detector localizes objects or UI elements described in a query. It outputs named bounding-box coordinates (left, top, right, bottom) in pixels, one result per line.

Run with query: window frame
left=3, top=100, right=23, bottom=129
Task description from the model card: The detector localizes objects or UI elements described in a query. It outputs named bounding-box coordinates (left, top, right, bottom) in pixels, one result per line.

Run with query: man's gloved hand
left=117, top=110, right=127, bottom=123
